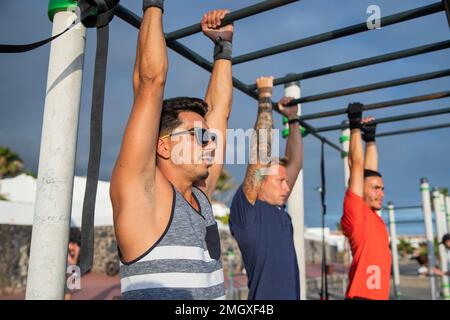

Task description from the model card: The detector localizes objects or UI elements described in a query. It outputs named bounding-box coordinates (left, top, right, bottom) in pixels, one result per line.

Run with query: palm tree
left=212, top=169, right=235, bottom=202
left=397, top=238, right=413, bottom=257
left=0, top=146, right=24, bottom=179
left=0, top=146, right=36, bottom=201
left=211, top=169, right=235, bottom=225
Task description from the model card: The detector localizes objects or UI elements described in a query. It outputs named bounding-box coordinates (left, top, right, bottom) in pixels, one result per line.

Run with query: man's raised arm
left=111, top=4, right=167, bottom=204
left=347, top=103, right=364, bottom=197
left=242, top=77, right=274, bottom=205
left=278, top=97, right=304, bottom=191
left=197, top=9, right=233, bottom=198
left=362, top=118, right=378, bottom=172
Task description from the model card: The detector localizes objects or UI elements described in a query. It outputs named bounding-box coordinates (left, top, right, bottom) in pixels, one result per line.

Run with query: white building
left=0, top=174, right=231, bottom=228
left=0, top=174, right=113, bottom=227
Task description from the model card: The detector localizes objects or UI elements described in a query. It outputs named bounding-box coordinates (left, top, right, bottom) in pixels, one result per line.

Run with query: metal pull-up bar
left=391, top=219, right=436, bottom=224
left=115, top=1, right=448, bottom=153
left=298, top=121, right=342, bottom=152
left=248, top=39, right=450, bottom=90
left=288, top=69, right=450, bottom=105
left=297, top=90, right=450, bottom=121
left=315, top=106, right=450, bottom=132
left=382, top=205, right=422, bottom=211
left=114, top=3, right=343, bottom=154
left=232, top=2, right=445, bottom=65
left=376, top=122, right=450, bottom=138
left=114, top=5, right=255, bottom=97
left=165, top=0, right=299, bottom=42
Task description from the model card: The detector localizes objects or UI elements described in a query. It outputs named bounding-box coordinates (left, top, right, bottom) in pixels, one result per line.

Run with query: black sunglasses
left=161, top=127, right=217, bottom=146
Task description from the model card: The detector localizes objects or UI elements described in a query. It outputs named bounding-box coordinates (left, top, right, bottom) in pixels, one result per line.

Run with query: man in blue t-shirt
left=230, top=76, right=304, bottom=300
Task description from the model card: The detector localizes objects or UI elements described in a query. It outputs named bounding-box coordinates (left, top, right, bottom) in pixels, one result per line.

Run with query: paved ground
left=307, top=259, right=440, bottom=300
left=395, top=260, right=435, bottom=300
left=0, top=260, right=442, bottom=300
left=0, top=272, right=121, bottom=300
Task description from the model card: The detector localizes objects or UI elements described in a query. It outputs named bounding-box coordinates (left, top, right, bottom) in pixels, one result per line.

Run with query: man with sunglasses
left=341, top=103, right=391, bottom=300
left=160, top=127, right=217, bottom=149
left=110, top=1, right=233, bottom=299
left=229, top=76, right=304, bottom=300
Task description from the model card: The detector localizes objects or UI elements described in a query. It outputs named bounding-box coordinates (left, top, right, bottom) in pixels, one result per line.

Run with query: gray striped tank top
left=119, top=184, right=225, bottom=300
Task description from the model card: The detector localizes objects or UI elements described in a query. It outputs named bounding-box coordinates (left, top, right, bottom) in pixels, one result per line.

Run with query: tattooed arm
left=242, top=76, right=274, bottom=205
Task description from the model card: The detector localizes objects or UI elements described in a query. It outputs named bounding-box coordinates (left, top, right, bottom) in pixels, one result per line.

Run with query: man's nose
left=205, top=138, right=217, bottom=151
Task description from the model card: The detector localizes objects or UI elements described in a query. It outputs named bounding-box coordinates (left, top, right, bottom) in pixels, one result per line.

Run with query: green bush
left=397, top=238, right=414, bottom=256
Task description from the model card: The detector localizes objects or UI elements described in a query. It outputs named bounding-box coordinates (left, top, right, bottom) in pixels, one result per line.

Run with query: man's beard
left=197, top=169, right=209, bottom=181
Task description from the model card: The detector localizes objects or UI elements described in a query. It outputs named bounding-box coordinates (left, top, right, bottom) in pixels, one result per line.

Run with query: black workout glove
left=209, top=31, right=233, bottom=61
left=347, top=102, right=363, bottom=130
left=214, top=37, right=233, bottom=61
left=143, top=0, right=164, bottom=12
left=362, top=120, right=377, bottom=142
left=203, top=29, right=233, bottom=61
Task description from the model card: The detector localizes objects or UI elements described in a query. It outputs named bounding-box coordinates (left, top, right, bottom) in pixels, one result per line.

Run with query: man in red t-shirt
left=341, top=102, right=391, bottom=300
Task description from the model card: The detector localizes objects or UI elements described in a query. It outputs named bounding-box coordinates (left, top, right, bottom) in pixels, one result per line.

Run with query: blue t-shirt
left=229, top=185, right=300, bottom=300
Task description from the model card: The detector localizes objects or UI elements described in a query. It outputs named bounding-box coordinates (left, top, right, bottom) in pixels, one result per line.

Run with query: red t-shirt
left=341, top=189, right=391, bottom=300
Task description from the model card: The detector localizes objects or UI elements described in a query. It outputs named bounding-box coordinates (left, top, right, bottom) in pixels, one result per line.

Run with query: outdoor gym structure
left=1, top=0, right=449, bottom=300
left=384, top=186, right=450, bottom=300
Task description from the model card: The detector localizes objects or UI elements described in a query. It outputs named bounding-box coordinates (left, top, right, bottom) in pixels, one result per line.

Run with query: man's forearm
left=113, top=7, right=167, bottom=185
left=204, top=60, right=232, bottom=117
left=347, top=103, right=365, bottom=195
left=362, top=120, right=378, bottom=171
left=350, top=129, right=364, bottom=166
left=242, top=95, right=273, bottom=201
left=364, top=142, right=378, bottom=171
left=134, top=8, right=167, bottom=91
left=285, top=121, right=303, bottom=171
left=254, top=97, right=273, bottom=164
left=201, top=58, right=232, bottom=197
left=347, top=129, right=365, bottom=196
left=248, top=96, right=273, bottom=172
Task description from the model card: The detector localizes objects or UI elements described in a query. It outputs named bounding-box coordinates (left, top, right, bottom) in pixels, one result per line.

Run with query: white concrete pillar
left=420, top=178, right=437, bottom=300
left=387, top=202, right=401, bottom=299
left=26, top=9, right=86, bottom=299
left=432, top=189, right=449, bottom=299
left=340, top=123, right=350, bottom=189
left=340, top=123, right=352, bottom=266
left=284, top=79, right=306, bottom=300
left=445, top=195, right=450, bottom=235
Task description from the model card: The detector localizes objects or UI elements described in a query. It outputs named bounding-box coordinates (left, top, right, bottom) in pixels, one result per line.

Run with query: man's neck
left=171, top=179, right=195, bottom=199
left=257, top=193, right=282, bottom=208
left=158, top=162, right=194, bottom=200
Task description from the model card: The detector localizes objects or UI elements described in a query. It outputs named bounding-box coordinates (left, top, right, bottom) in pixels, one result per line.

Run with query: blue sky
left=1, top=0, right=449, bottom=234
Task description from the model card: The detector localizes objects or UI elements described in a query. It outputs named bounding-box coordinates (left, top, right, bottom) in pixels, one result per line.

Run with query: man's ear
left=157, top=138, right=170, bottom=159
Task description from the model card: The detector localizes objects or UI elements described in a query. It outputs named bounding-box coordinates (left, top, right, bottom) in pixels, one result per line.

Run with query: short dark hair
left=159, top=97, right=208, bottom=136
left=69, top=228, right=81, bottom=246
left=442, top=233, right=450, bottom=244
left=364, top=169, right=382, bottom=179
